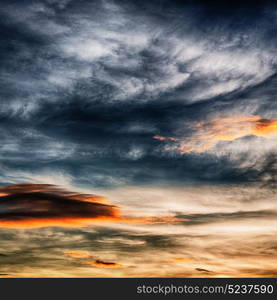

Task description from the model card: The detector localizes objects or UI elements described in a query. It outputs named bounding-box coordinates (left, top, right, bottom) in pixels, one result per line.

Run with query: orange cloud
left=168, top=257, right=195, bottom=263
left=123, top=215, right=179, bottom=225
left=0, top=184, right=179, bottom=228
left=154, top=136, right=179, bottom=142
left=0, top=217, right=122, bottom=229
left=154, top=115, right=277, bottom=154
left=0, top=184, right=121, bottom=228
left=63, top=250, right=93, bottom=259
left=63, top=250, right=125, bottom=269
left=195, top=268, right=213, bottom=274
left=83, top=260, right=125, bottom=269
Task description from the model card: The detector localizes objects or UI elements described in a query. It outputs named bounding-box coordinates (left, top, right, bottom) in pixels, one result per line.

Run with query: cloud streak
left=0, top=184, right=120, bottom=228
left=0, top=184, right=180, bottom=228
left=83, top=260, right=125, bottom=269
left=154, top=115, right=277, bottom=154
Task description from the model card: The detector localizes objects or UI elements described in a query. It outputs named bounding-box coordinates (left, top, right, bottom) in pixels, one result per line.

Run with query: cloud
left=195, top=268, right=213, bottom=273
left=0, top=184, right=120, bottom=228
left=168, top=257, right=195, bottom=263
left=103, top=185, right=277, bottom=218
left=238, top=268, right=277, bottom=278
left=83, top=260, right=125, bottom=269
left=0, top=0, right=276, bottom=189
left=63, top=249, right=126, bottom=268
left=154, top=115, right=277, bottom=154
left=0, top=0, right=276, bottom=278
left=176, top=210, right=277, bottom=226
left=0, top=184, right=180, bottom=228
left=63, top=250, right=92, bottom=258
left=0, top=213, right=276, bottom=277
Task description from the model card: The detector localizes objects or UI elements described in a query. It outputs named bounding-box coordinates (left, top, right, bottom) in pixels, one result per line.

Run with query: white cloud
left=100, top=185, right=277, bottom=217
left=61, top=38, right=115, bottom=61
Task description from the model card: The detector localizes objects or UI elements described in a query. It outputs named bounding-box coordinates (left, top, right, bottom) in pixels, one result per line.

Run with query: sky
left=0, top=0, right=276, bottom=277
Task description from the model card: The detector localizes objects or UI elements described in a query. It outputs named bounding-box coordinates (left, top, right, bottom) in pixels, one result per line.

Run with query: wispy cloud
left=154, top=115, right=277, bottom=154
left=0, top=184, right=119, bottom=228
left=83, top=260, right=125, bottom=269
left=63, top=250, right=92, bottom=259
left=0, top=184, right=180, bottom=228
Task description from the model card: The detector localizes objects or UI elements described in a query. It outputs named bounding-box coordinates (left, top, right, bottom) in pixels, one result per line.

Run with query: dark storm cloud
left=0, top=184, right=119, bottom=227
left=0, top=0, right=276, bottom=188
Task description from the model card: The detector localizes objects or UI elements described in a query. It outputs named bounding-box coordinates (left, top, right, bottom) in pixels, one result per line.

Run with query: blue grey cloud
left=0, top=0, right=276, bottom=189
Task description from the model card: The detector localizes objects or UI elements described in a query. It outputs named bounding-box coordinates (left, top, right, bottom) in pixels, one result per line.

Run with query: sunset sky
left=0, top=0, right=276, bottom=277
